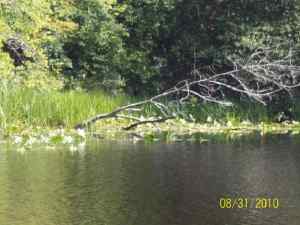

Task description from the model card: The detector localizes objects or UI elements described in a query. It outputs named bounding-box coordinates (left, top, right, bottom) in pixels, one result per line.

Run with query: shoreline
left=1, top=119, right=300, bottom=149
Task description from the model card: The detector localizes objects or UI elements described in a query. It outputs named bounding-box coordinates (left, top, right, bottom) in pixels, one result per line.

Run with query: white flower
left=13, top=136, right=23, bottom=144
left=227, top=121, right=233, bottom=127
left=49, top=129, right=65, bottom=137
left=76, top=129, right=86, bottom=138
left=63, top=136, right=73, bottom=144
left=69, top=145, right=77, bottom=152
left=40, top=135, right=50, bottom=143
left=241, top=120, right=251, bottom=125
left=213, top=120, right=221, bottom=127
left=206, top=116, right=213, bottom=123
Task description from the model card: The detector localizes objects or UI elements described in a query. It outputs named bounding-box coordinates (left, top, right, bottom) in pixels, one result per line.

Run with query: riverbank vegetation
left=2, top=83, right=300, bottom=143
left=2, top=0, right=300, bottom=143
left=0, top=83, right=130, bottom=132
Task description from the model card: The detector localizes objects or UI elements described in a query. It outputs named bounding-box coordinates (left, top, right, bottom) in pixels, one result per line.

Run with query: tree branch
left=75, top=48, right=300, bottom=130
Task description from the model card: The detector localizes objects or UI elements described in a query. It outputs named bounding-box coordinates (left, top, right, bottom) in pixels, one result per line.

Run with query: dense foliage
left=1, top=0, right=300, bottom=95
left=117, top=0, right=300, bottom=91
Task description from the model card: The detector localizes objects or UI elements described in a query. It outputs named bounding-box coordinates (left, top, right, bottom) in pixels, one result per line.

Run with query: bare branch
left=75, top=48, right=300, bottom=130
left=122, top=116, right=175, bottom=131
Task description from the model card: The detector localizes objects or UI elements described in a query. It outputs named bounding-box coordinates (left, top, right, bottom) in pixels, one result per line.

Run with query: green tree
left=0, top=0, right=76, bottom=90
left=116, top=0, right=300, bottom=92
left=63, top=0, right=128, bottom=92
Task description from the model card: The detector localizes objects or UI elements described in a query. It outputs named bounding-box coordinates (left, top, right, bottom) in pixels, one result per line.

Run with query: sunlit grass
left=185, top=102, right=270, bottom=124
left=0, top=84, right=132, bottom=130
left=1, top=80, right=300, bottom=136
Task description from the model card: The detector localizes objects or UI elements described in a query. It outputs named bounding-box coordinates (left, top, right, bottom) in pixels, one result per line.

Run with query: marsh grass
left=141, top=99, right=271, bottom=124
left=185, top=102, right=270, bottom=124
left=1, top=79, right=300, bottom=135
left=0, top=83, right=132, bottom=130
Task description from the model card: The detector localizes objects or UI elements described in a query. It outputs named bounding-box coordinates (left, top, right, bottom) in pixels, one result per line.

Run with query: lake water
left=0, top=134, right=300, bottom=225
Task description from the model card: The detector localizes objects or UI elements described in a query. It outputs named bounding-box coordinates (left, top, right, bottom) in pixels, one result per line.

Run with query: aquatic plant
left=0, top=85, right=131, bottom=132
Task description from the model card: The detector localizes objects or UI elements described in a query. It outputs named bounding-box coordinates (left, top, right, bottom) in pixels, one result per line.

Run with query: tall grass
left=185, top=99, right=300, bottom=124
left=1, top=80, right=300, bottom=132
left=185, top=102, right=270, bottom=124
left=138, top=99, right=272, bottom=124
left=0, top=82, right=132, bottom=129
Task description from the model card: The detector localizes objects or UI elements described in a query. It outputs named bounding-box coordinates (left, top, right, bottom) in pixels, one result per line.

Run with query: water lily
left=241, top=120, right=251, bottom=125
left=69, top=145, right=77, bottom=152
left=291, top=130, right=300, bottom=135
left=40, top=135, right=50, bottom=144
left=13, top=136, right=22, bottom=144
left=207, top=116, right=213, bottom=123
left=76, top=128, right=86, bottom=138
left=49, top=128, right=64, bottom=137
left=62, top=136, right=73, bottom=144
left=213, top=120, right=221, bottom=128
left=226, top=121, right=233, bottom=127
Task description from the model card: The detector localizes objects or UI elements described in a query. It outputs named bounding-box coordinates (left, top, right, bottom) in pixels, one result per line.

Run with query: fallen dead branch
left=122, top=116, right=175, bottom=130
left=75, top=48, right=300, bottom=130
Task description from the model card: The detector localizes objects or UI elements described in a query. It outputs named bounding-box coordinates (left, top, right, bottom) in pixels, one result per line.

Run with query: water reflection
left=0, top=136, right=300, bottom=225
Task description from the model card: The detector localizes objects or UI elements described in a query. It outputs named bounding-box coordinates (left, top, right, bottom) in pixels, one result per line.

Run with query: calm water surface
left=0, top=135, right=300, bottom=225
